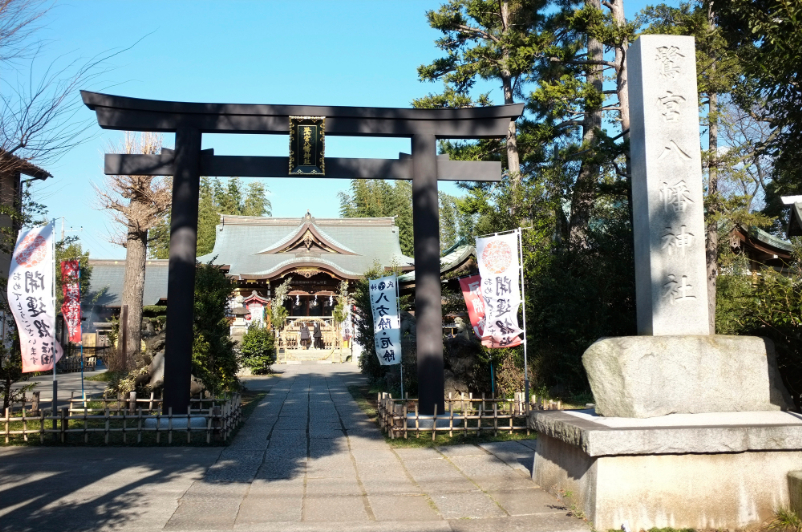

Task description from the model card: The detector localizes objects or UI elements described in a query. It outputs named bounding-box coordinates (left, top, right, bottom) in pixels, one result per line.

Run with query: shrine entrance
left=82, top=90, right=522, bottom=415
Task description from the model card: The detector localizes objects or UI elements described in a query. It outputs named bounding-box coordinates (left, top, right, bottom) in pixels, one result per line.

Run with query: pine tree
left=196, top=177, right=219, bottom=256
left=439, top=192, right=459, bottom=250
left=149, top=176, right=271, bottom=258
left=338, top=179, right=415, bottom=256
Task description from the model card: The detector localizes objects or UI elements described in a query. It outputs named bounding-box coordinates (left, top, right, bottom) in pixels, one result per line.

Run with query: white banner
left=476, top=232, right=523, bottom=348
left=8, top=224, right=63, bottom=372
left=369, top=274, right=401, bottom=365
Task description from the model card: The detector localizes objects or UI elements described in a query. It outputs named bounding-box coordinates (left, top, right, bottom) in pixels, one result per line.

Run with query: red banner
left=60, top=260, right=82, bottom=344
left=458, top=275, right=487, bottom=339
left=460, top=273, right=522, bottom=349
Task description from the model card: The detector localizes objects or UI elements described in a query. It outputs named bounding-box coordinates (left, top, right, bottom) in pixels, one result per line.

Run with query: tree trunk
left=706, top=3, right=718, bottom=334
left=500, top=1, right=521, bottom=186
left=610, top=0, right=631, bottom=176
left=569, top=0, right=604, bottom=247
left=121, top=219, right=148, bottom=371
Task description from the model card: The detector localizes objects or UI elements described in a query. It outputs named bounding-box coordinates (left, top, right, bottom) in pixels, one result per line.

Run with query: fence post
left=212, top=405, right=221, bottom=442
left=431, top=403, right=438, bottom=442
left=32, top=391, right=40, bottom=416
left=129, top=391, right=137, bottom=415
left=22, top=403, right=27, bottom=442
left=4, top=407, right=9, bottom=444
left=60, top=407, right=68, bottom=443
left=105, top=408, right=110, bottom=444
left=168, top=407, right=173, bottom=445
left=403, top=404, right=408, bottom=440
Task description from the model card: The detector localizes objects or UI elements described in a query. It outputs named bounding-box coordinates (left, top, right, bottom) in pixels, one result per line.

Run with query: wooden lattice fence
left=2, top=393, right=242, bottom=445
left=377, top=391, right=564, bottom=440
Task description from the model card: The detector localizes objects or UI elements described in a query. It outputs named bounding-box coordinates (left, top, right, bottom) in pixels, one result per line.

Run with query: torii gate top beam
left=80, top=91, right=524, bottom=139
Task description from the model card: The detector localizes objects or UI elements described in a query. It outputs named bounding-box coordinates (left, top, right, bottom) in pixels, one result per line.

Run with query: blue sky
left=22, top=0, right=662, bottom=259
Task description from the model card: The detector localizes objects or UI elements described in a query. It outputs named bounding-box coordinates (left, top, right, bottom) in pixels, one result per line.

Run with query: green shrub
left=192, top=261, right=239, bottom=395
left=717, top=250, right=802, bottom=409
left=240, top=324, right=275, bottom=375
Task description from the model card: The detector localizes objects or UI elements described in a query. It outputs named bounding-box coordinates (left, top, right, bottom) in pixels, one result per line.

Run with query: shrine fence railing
left=1, top=392, right=241, bottom=445
left=376, top=391, right=565, bottom=440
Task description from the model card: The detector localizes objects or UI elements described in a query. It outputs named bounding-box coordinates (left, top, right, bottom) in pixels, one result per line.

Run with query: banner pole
left=78, top=266, right=84, bottom=401
left=51, top=219, right=57, bottom=432
left=395, top=273, right=403, bottom=400
left=518, top=228, right=529, bottom=403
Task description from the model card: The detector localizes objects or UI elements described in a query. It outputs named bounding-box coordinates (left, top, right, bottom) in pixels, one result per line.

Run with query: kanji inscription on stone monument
left=629, top=35, right=709, bottom=335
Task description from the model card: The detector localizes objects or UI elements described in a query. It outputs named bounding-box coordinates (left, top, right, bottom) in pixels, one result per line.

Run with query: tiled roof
left=398, top=241, right=475, bottom=283
left=84, top=215, right=413, bottom=312
left=199, top=214, right=413, bottom=278
left=85, top=259, right=169, bottom=308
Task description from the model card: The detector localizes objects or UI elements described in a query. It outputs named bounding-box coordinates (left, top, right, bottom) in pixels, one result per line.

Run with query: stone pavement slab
left=0, top=364, right=588, bottom=532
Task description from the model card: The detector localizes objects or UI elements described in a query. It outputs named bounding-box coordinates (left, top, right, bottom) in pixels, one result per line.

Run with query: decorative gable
left=258, top=211, right=357, bottom=256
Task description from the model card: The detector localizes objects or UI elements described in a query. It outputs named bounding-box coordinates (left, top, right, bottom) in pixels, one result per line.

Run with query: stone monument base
left=529, top=409, right=802, bottom=531
left=583, top=335, right=792, bottom=418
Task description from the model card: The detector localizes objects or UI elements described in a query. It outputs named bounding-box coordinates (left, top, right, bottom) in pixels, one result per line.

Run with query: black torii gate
left=81, top=91, right=523, bottom=415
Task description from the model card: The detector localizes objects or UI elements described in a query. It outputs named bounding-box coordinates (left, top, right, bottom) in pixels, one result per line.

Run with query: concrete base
left=529, top=409, right=802, bottom=530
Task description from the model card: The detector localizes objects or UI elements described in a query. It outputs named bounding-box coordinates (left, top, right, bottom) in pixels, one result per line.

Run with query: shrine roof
left=398, top=239, right=475, bottom=283
left=198, top=213, right=414, bottom=280
left=85, top=259, right=169, bottom=308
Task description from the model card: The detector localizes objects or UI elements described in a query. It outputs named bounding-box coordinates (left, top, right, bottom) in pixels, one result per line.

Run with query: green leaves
left=240, top=325, right=275, bottom=375
left=149, top=176, right=272, bottom=259
left=338, top=180, right=415, bottom=256
left=191, top=261, right=238, bottom=395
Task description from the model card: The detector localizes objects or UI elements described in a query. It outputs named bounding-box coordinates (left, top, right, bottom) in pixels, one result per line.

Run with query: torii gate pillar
left=162, top=126, right=202, bottom=415
left=412, top=134, right=444, bottom=415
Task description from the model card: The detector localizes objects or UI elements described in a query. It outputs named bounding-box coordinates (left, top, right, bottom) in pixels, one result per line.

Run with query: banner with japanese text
left=369, top=274, right=401, bottom=365
left=8, top=224, right=63, bottom=372
left=60, top=259, right=81, bottom=343
left=476, top=232, right=523, bottom=348
left=458, top=275, right=486, bottom=337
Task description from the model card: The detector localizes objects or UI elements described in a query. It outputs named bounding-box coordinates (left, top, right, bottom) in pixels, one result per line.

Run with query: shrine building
left=201, top=211, right=414, bottom=317
left=84, top=212, right=414, bottom=335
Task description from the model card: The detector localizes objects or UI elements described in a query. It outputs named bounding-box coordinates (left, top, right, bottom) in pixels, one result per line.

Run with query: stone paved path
left=0, top=364, right=589, bottom=532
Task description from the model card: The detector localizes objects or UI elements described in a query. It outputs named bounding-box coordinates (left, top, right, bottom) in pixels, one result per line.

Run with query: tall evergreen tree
left=439, top=192, right=459, bottom=250
left=196, top=177, right=219, bottom=256
left=338, top=179, right=415, bottom=256
left=148, top=177, right=271, bottom=259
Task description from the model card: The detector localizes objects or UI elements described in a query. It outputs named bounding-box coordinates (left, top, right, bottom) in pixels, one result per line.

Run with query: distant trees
left=338, top=180, right=414, bottom=256
left=149, top=177, right=271, bottom=258
left=337, top=180, right=476, bottom=255
left=94, top=132, right=171, bottom=371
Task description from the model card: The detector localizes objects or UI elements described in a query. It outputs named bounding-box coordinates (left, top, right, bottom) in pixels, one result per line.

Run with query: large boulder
left=145, top=351, right=205, bottom=396
left=583, top=335, right=793, bottom=418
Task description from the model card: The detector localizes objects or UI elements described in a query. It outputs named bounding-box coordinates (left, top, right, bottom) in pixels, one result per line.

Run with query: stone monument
left=528, top=35, right=802, bottom=531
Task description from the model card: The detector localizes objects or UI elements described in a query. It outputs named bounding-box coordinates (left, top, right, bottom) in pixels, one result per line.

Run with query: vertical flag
left=369, top=274, right=401, bottom=365
left=60, top=259, right=82, bottom=343
left=7, top=224, right=64, bottom=372
left=476, top=232, right=523, bottom=348
left=458, top=275, right=486, bottom=337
